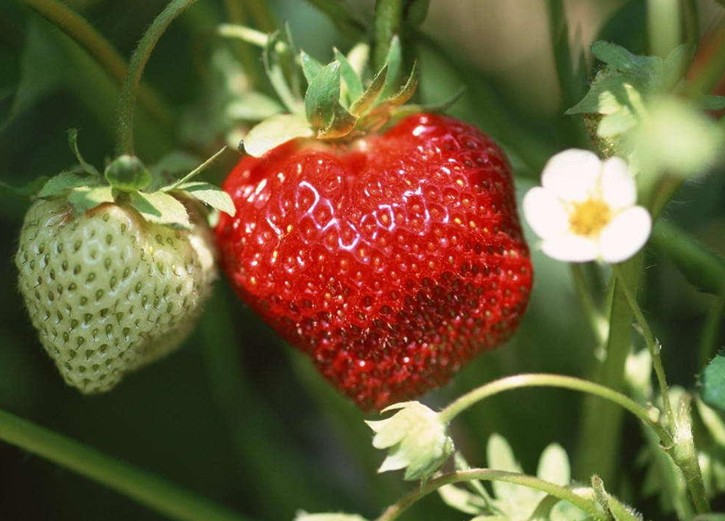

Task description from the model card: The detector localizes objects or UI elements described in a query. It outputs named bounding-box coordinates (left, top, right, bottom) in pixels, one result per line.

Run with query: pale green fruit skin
left=15, top=198, right=216, bottom=393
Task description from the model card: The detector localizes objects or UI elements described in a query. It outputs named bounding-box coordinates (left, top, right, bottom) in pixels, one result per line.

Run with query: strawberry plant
left=0, top=1, right=724, bottom=521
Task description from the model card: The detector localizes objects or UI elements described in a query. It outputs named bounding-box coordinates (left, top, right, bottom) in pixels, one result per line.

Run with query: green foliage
left=702, top=353, right=725, bottom=413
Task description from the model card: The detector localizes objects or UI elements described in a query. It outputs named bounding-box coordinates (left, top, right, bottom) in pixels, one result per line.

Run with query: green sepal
left=590, top=41, right=659, bottom=77
left=243, top=113, right=313, bottom=157
left=300, top=51, right=324, bottom=84
left=174, top=181, right=236, bottom=216
left=701, top=352, right=725, bottom=413
left=349, top=64, right=388, bottom=117
left=334, top=48, right=364, bottom=104
left=129, top=191, right=191, bottom=228
left=147, top=151, right=201, bottom=191
left=0, top=176, right=51, bottom=199
left=392, top=86, right=465, bottom=120
left=304, top=61, right=356, bottom=136
left=36, top=171, right=101, bottom=199
left=67, top=129, right=100, bottom=177
left=263, top=29, right=303, bottom=113
left=68, top=185, right=114, bottom=213
left=104, top=155, right=152, bottom=192
left=381, top=35, right=403, bottom=100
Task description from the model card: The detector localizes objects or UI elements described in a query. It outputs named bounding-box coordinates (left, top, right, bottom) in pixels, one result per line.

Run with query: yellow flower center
left=569, top=198, right=612, bottom=237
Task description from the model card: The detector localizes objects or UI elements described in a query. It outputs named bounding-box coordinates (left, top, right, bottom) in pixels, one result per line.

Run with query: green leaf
left=591, top=41, right=660, bottom=76
left=305, top=61, right=343, bottom=129
left=68, top=185, right=114, bottom=213
left=334, top=49, right=364, bottom=104
left=36, top=171, right=99, bottom=199
left=693, top=515, right=725, bottom=521
left=176, top=182, right=236, bottom=216
left=301, top=51, right=324, bottom=84
left=129, top=191, right=190, bottom=228
left=349, top=65, right=387, bottom=117
left=701, top=352, right=725, bottom=413
left=67, top=129, right=100, bottom=176
left=244, top=114, right=313, bottom=157
left=304, top=61, right=356, bottom=137
left=381, top=35, right=403, bottom=99
left=0, top=176, right=51, bottom=199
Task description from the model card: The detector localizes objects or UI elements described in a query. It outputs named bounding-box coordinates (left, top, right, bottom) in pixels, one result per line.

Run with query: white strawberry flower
left=523, top=149, right=652, bottom=264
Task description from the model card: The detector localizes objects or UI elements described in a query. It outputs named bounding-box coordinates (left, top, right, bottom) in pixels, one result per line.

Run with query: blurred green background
left=0, top=0, right=723, bottom=520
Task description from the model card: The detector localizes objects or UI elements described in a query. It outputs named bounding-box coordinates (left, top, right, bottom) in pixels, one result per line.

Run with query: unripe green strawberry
left=15, top=197, right=216, bottom=393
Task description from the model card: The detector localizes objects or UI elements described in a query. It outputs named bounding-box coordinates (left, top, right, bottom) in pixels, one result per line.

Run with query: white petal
left=540, top=233, right=599, bottom=263
left=599, top=206, right=652, bottom=263
left=541, top=149, right=602, bottom=202
left=601, top=157, right=637, bottom=210
left=523, top=187, right=569, bottom=239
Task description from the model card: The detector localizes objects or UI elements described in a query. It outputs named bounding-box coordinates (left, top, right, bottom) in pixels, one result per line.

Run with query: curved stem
left=613, top=266, right=675, bottom=429
left=439, top=373, right=671, bottom=445
left=17, top=0, right=173, bottom=127
left=647, top=0, right=681, bottom=58
left=116, top=0, right=198, bottom=156
left=0, top=408, right=252, bottom=521
left=375, top=469, right=607, bottom=521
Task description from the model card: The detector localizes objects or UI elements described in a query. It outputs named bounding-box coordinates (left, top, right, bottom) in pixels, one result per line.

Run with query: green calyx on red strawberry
left=15, top=131, right=234, bottom=393
left=214, top=29, right=533, bottom=410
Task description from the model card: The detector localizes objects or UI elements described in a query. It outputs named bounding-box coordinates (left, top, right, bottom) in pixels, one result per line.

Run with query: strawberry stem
left=574, top=254, right=642, bottom=486
left=373, top=0, right=405, bottom=71
left=0, top=408, right=253, bottom=521
left=16, top=0, right=173, bottom=129
left=647, top=0, right=682, bottom=59
left=438, top=373, right=671, bottom=445
left=375, top=468, right=608, bottom=521
left=116, top=0, right=198, bottom=156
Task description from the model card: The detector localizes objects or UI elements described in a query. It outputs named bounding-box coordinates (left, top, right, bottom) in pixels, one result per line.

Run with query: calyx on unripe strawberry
left=15, top=132, right=234, bottom=393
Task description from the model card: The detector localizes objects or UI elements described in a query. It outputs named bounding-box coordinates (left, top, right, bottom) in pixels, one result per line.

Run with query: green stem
left=17, top=0, right=173, bottom=127
left=575, top=255, right=643, bottom=484
left=700, top=295, right=725, bottom=367
left=373, top=0, right=404, bottom=71
left=375, top=468, right=607, bottom=521
left=613, top=265, right=675, bottom=429
left=0, top=408, right=252, bottom=521
left=570, top=263, right=607, bottom=345
left=439, top=373, right=670, bottom=444
left=116, top=0, right=198, bottom=156
left=647, top=0, right=681, bottom=58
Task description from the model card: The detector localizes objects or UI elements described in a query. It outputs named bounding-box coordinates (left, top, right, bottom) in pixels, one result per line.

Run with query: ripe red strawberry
left=215, top=113, right=532, bottom=410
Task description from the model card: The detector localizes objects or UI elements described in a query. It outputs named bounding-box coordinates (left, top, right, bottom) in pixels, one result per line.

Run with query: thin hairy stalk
left=439, top=373, right=670, bottom=444
left=613, top=266, right=675, bottom=427
left=116, top=0, right=198, bottom=156
left=0, top=408, right=252, bottom=521
left=375, top=469, right=607, bottom=521
left=373, top=0, right=404, bottom=71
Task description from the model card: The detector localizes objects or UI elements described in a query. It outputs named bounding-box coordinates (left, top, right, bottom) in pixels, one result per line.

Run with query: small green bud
left=366, top=401, right=454, bottom=482
left=105, top=155, right=152, bottom=192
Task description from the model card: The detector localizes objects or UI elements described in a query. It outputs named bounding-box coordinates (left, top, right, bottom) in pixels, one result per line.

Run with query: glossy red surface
left=216, top=113, right=533, bottom=410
